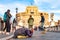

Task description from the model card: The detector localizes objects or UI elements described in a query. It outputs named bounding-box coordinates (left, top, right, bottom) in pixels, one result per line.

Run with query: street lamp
left=16, top=8, right=18, bottom=13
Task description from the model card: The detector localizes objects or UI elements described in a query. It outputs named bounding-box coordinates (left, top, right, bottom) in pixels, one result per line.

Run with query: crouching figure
left=14, top=27, right=33, bottom=38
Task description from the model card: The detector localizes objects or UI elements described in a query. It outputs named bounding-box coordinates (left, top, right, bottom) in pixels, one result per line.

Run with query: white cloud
left=34, top=0, right=59, bottom=4
left=34, top=0, right=49, bottom=3
left=39, top=9, right=60, bottom=13
left=47, top=10, right=60, bottom=13
left=34, top=0, right=40, bottom=4
left=34, top=0, right=52, bottom=4
left=34, top=0, right=60, bottom=9
left=54, top=15, right=60, bottom=22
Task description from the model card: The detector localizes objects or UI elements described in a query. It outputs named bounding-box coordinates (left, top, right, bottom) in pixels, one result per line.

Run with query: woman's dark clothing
left=3, top=12, right=12, bottom=32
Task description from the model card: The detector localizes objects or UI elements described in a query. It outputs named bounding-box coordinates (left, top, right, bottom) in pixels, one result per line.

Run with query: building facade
left=16, top=6, right=49, bottom=28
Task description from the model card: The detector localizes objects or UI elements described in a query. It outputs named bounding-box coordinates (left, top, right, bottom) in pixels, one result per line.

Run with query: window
left=30, top=9, right=34, bottom=14
left=30, top=12, right=34, bottom=14
left=44, top=13, right=46, bottom=15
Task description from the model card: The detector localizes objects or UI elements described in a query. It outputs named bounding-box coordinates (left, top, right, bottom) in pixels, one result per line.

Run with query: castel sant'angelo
left=16, top=5, right=49, bottom=28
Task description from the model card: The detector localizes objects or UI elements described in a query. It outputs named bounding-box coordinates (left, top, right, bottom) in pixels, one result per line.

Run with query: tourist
left=28, top=15, right=34, bottom=29
left=3, top=9, right=12, bottom=35
left=39, top=13, right=45, bottom=31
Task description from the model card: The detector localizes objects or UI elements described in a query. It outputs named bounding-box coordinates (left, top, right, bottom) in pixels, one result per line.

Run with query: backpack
left=3, top=12, right=8, bottom=22
left=28, top=18, right=34, bottom=25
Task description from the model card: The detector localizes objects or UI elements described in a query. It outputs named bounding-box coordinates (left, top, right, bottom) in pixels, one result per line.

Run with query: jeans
left=3, top=20, right=11, bottom=32
left=41, top=22, right=44, bottom=28
left=38, top=22, right=44, bottom=31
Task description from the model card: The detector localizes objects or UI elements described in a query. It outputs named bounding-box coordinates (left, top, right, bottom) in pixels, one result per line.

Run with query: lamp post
left=16, top=8, right=18, bottom=13
left=15, top=8, right=18, bottom=23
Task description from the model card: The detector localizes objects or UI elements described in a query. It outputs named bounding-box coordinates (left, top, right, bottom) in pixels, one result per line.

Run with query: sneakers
left=0, top=31, right=4, bottom=34
left=6, top=32, right=9, bottom=35
left=0, top=31, right=2, bottom=34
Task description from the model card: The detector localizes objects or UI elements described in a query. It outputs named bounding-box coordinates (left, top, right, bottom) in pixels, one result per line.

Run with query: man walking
left=40, top=13, right=45, bottom=31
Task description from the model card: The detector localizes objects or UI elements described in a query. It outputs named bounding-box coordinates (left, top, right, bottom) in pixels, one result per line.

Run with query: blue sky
left=0, top=0, right=60, bottom=22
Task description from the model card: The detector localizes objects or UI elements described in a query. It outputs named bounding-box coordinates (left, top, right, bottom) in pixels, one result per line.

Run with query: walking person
left=28, top=15, right=34, bottom=30
left=12, top=18, right=17, bottom=32
left=40, top=13, right=45, bottom=31
left=3, top=9, right=12, bottom=35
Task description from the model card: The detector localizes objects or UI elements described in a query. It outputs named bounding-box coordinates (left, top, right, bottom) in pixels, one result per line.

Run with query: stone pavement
left=7, top=30, right=60, bottom=40
left=0, top=32, right=13, bottom=40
